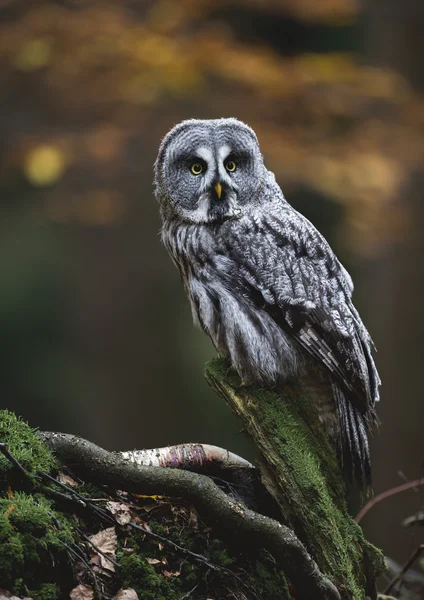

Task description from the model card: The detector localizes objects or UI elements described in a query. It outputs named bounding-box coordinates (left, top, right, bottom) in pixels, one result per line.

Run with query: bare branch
left=355, top=479, right=424, bottom=524
left=0, top=442, right=31, bottom=479
left=383, top=544, right=424, bottom=596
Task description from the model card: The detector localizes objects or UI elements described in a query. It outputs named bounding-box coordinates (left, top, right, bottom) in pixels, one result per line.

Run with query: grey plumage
left=154, top=117, right=381, bottom=493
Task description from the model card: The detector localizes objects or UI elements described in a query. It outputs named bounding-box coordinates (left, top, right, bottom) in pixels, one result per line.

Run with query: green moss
left=0, top=410, right=55, bottom=485
left=31, top=583, right=58, bottom=600
left=77, top=481, right=108, bottom=499
left=12, top=581, right=58, bottom=600
left=118, top=523, right=213, bottom=599
left=0, top=411, right=77, bottom=595
left=0, top=492, right=74, bottom=590
left=120, top=554, right=182, bottom=600
left=250, top=551, right=291, bottom=599
left=205, top=357, right=385, bottom=599
left=256, top=386, right=385, bottom=597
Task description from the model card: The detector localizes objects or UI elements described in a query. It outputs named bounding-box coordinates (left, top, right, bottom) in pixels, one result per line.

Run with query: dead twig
left=384, top=544, right=424, bottom=595
left=355, top=479, right=424, bottom=523
left=0, top=442, right=31, bottom=479
left=179, top=583, right=199, bottom=599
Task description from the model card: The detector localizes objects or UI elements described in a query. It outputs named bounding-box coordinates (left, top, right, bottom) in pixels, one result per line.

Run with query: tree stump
left=205, top=357, right=384, bottom=600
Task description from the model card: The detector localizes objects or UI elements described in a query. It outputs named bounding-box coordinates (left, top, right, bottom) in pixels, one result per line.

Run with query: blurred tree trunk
left=366, top=0, right=424, bottom=91
left=361, top=0, right=424, bottom=558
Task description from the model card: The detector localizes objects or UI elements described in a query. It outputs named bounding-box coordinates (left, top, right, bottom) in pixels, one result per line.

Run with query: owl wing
left=222, top=207, right=380, bottom=417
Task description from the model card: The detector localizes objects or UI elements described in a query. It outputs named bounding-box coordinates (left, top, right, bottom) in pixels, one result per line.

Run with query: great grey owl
left=154, top=118, right=380, bottom=492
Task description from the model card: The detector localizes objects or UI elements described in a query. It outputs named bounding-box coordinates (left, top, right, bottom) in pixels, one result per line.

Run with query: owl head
left=154, top=118, right=265, bottom=224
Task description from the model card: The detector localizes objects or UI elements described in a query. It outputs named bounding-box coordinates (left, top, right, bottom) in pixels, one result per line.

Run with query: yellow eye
left=190, top=163, right=203, bottom=175
left=225, top=160, right=237, bottom=172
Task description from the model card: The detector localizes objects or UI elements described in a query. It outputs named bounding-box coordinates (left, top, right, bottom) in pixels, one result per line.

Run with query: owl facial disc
left=154, top=118, right=264, bottom=224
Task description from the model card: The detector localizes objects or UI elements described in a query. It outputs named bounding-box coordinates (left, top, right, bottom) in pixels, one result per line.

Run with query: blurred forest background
left=0, top=0, right=423, bottom=590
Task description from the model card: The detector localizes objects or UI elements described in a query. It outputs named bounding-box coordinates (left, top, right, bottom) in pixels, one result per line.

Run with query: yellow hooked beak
left=214, top=182, right=222, bottom=199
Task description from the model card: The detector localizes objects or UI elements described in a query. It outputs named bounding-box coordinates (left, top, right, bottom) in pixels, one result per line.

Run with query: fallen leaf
left=58, top=472, right=78, bottom=487
left=188, top=506, right=198, bottom=530
left=162, top=570, right=180, bottom=578
left=69, top=585, right=94, bottom=600
left=106, top=501, right=132, bottom=525
left=112, top=590, right=138, bottom=600
left=89, top=554, right=102, bottom=568
left=134, top=494, right=164, bottom=500
left=89, top=527, right=117, bottom=573
left=131, top=515, right=152, bottom=533
left=146, top=558, right=161, bottom=565
left=0, top=591, right=33, bottom=600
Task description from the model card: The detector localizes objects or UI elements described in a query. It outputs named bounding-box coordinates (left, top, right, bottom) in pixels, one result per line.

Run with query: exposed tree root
left=40, top=431, right=341, bottom=600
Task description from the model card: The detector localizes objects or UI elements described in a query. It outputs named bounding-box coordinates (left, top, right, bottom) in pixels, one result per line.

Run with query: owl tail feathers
left=332, top=383, right=373, bottom=497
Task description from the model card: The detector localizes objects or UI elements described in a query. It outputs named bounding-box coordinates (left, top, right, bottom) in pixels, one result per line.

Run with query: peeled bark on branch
left=120, top=443, right=255, bottom=472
